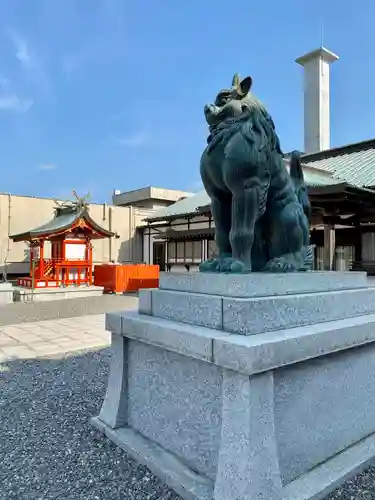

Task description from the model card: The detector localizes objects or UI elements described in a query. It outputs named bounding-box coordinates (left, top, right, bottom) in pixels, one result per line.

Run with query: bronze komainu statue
left=199, top=74, right=312, bottom=273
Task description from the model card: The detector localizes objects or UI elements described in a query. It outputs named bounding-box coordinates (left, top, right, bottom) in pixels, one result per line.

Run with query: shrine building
left=10, top=196, right=114, bottom=288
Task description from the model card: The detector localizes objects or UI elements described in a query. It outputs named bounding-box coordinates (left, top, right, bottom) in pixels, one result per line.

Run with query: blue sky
left=0, top=0, right=374, bottom=202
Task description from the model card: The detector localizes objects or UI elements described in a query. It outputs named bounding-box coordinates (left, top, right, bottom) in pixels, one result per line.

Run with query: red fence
left=93, top=264, right=159, bottom=293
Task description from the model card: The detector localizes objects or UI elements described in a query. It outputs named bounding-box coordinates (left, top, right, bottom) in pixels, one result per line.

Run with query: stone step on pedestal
left=139, top=272, right=375, bottom=335
left=107, top=309, right=375, bottom=375
left=159, top=271, right=368, bottom=298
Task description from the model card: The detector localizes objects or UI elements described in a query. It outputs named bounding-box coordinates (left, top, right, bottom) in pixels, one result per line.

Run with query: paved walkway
left=0, top=314, right=110, bottom=361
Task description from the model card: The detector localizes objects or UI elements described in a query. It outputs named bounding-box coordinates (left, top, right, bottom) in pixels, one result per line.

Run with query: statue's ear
left=232, top=73, right=241, bottom=87
left=237, top=76, right=252, bottom=97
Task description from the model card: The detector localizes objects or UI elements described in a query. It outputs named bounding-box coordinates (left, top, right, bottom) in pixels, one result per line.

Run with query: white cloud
left=13, top=35, right=30, bottom=65
left=6, top=29, right=51, bottom=99
left=7, top=31, right=33, bottom=67
left=0, top=94, right=33, bottom=112
left=0, top=35, right=35, bottom=112
left=38, top=163, right=56, bottom=171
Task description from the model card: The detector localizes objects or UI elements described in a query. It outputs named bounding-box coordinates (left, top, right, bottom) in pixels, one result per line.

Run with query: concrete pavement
left=0, top=314, right=110, bottom=361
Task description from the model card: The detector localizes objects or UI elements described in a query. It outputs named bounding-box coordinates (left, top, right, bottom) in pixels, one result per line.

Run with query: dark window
left=167, top=241, right=176, bottom=260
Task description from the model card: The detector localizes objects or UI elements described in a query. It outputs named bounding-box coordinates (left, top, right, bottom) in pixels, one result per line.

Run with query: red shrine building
left=10, top=197, right=114, bottom=289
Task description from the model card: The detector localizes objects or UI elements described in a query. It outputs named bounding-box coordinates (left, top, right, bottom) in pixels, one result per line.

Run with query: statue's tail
left=289, top=151, right=311, bottom=224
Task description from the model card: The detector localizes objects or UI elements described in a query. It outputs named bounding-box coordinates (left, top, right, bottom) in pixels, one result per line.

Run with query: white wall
left=0, top=194, right=150, bottom=276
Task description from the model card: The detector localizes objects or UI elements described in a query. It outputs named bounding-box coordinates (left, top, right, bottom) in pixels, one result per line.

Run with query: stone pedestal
left=92, top=271, right=375, bottom=500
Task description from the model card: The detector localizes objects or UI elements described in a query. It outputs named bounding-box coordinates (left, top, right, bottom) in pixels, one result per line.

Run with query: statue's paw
left=200, top=255, right=251, bottom=274
left=215, top=257, right=251, bottom=274
left=229, top=259, right=250, bottom=274
left=263, top=257, right=295, bottom=273
left=199, top=258, right=220, bottom=273
left=217, top=257, right=235, bottom=273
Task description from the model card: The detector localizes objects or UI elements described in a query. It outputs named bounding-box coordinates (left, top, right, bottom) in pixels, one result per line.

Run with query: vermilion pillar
left=39, top=241, right=44, bottom=279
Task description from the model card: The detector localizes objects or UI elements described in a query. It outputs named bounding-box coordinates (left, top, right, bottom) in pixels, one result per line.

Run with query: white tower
left=296, top=47, right=339, bottom=154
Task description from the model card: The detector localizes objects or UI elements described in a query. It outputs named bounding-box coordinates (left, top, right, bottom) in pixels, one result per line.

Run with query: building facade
left=141, top=143, right=375, bottom=274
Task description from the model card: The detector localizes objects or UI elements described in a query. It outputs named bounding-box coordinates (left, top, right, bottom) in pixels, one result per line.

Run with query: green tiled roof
left=23, top=210, right=80, bottom=235
left=10, top=207, right=114, bottom=241
left=302, top=138, right=375, bottom=188
left=298, top=167, right=341, bottom=188
left=146, top=190, right=210, bottom=221
left=146, top=163, right=340, bottom=222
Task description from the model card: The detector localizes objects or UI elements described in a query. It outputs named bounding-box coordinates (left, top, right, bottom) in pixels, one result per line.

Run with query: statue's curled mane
left=239, top=94, right=283, bottom=156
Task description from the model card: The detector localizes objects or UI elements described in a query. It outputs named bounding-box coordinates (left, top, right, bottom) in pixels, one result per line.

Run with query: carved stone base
left=92, top=271, right=375, bottom=500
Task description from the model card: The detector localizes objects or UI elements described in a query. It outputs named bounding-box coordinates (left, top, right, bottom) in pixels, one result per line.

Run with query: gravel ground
left=0, top=348, right=180, bottom=500
left=1, top=347, right=374, bottom=500
left=0, top=294, right=138, bottom=326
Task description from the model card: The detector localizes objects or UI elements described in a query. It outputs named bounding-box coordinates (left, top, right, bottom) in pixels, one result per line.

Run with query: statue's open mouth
left=204, top=104, right=222, bottom=126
